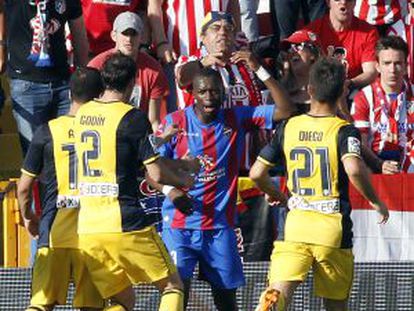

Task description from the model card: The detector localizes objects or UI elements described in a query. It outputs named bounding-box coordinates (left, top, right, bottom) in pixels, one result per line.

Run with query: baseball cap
left=200, top=11, right=235, bottom=34
left=113, top=11, right=144, bottom=34
left=280, top=30, right=321, bottom=50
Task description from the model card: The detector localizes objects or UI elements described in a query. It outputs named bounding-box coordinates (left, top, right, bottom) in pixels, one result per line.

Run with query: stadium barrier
left=0, top=262, right=413, bottom=310
left=1, top=179, right=30, bottom=267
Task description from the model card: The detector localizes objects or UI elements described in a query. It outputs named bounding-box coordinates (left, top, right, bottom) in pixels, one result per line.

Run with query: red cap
left=280, top=30, right=321, bottom=50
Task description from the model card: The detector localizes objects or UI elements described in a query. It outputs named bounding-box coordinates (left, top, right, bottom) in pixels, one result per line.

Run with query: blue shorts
left=162, top=228, right=245, bottom=289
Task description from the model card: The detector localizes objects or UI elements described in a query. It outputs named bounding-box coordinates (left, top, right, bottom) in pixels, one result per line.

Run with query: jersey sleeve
left=338, top=124, right=362, bottom=161
left=120, top=109, right=160, bottom=165
left=236, top=105, right=275, bottom=130
left=155, top=114, right=175, bottom=158
left=351, top=90, right=371, bottom=134
left=21, top=125, right=51, bottom=177
left=257, top=121, right=286, bottom=166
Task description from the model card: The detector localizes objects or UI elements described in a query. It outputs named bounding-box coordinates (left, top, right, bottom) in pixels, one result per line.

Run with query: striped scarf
left=28, top=0, right=55, bottom=67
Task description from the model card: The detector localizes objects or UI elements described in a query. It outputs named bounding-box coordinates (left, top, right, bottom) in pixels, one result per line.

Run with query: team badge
left=347, top=137, right=361, bottom=155
left=55, top=0, right=66, bottom=14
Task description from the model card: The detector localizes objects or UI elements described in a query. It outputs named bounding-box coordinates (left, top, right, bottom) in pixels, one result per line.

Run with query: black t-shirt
left=5, top=0, right=82, bottom=82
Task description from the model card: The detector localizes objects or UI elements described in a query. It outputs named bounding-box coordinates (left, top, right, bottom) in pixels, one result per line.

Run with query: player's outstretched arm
left=249, top=159, right=287, bottom=206
left=17, top=173, right=40, bottom=239
left=145, top=158, right=196, bottom=189
left=342, top=156, right=389, bottom=224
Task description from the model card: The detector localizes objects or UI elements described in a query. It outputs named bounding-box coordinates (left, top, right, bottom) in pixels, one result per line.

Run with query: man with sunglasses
left=304, top=0, right=379, bottom=94
left=388, top=1, right=414, bottom=84
left=175, top=11, right=291, bottom=174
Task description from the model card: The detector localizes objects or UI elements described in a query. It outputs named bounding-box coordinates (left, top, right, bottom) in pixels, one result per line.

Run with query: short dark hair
left=70, top=67, right=103, bottom=103
left=193, top=67, right=224, bottom=91
left=375, top=36, right=409, bottom=59
left=101, top=53, right=137, bottom=93
left=309, top=58, right=346, bottom=105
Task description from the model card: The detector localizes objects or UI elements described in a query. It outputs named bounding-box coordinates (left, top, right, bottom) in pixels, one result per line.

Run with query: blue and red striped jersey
left=158, top=105, right=274, bottom=230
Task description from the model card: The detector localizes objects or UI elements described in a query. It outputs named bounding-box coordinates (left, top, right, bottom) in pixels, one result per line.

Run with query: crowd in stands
left=0, top=1, right=408, bottom=310
left=0, top=0, right=413, bottom=174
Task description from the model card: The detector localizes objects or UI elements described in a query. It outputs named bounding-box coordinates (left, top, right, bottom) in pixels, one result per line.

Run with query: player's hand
left=181, top=150, right=201, bottom=174
left=169, top=188, right=194, bottom=215
left=382, top=160, right=400, bottom=175
left=22, top=212, right=40, bottom=239
left=161, top=123, right=181, bottom=142
left=370, top=201, right=389, bottom=224
left=200, top=52, right=226, bottom=67
left=230, top=49, right=260, bottom=72
left=157, top=43, right=177, bottom=64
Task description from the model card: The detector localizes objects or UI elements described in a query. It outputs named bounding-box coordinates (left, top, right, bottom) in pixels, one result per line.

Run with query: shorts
left=79, top=226, right=177, bottom=298
left=30, top=247, right=103, bottom=308
left=162, top=228, right=245, bottom=289
left=268, top=241, right=354, bottom=300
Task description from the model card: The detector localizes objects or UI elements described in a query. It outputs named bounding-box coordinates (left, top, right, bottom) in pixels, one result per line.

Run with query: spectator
left=81, top=0, right=147, bottom=57
left=279, top=30, right=322, bottom=113
left=250, top=58, right=389, bottom=311
left=147, top=0, right=240, bottom=113
left=274, top=0, right=327, bottom=39
left=351, top=36, right=414, bottom=174
left=354, top=0, right=409, bottom=36
left=388, top=1, right=414, bottom=84
left=0, top=0, right=89, bottom=155
left=239, top=0, right=259, bottom=42
left=152, top=67, right=292, bottom=311
left=304, top=0, right=379, bottom=93
left=89, top=12, right=169, bottom=132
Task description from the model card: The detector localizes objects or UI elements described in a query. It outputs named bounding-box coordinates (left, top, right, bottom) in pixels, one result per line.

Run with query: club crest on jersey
left=347, top=137, right=361, bottom=155
left=55, top=0, right=66, bottom=14
left=196, top=154, right=214, bottom=171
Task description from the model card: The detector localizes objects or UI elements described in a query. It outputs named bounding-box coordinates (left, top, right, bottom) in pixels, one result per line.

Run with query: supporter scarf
left=27, top=0, right=54, bottom=67
left=373, top=79, right=411, bottom=153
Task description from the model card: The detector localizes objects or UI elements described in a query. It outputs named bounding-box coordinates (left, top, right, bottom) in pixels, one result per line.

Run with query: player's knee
left=211, top=287, right=238, bottom=311
left=26, top=305, right=54, bottom=311
left=159, top=288, right=184, bottom=311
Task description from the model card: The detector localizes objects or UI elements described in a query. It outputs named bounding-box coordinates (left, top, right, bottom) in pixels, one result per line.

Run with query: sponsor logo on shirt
left=56, top=195, right=80, bottom=208
left=79, top=182, right=119, bottom=196
left=55, top=0, right=66, bottom=14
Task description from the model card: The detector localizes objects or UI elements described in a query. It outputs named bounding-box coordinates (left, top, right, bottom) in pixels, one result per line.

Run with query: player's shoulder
left=352, top=16, right=377, bottom=33
left=87, top=48, right=115, bottom=69
left=137, top=51, right=163, bottom=71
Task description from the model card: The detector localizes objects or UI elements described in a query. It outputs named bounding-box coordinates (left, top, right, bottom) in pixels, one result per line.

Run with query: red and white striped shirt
left=354, top=0, right=408, bottom=25
left=388, top=14, right=414, bottom=84
left=162, top=0, right=230, bottom=56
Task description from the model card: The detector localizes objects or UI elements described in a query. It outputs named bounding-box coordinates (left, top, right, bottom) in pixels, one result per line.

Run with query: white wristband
left=255, top=66, right=271, bottom=82
left=162, top=185, right=175, bottom=196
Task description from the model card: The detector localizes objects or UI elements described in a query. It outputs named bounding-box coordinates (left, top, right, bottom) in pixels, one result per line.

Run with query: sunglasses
left=288, top=42, right=315, bottom=53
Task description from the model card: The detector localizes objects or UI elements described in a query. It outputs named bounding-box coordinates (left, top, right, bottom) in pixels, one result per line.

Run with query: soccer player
left=17, top=68, right=105, bottom=311
left=249, top=58, right=389, bottom=311
left=74, top=53, right=196, bottom=311
left=151, top=67, right=293, bottom=311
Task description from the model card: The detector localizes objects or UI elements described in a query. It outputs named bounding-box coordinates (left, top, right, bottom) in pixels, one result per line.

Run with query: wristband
left=255, top=66, right=271, bottom=82
left=162, top=185, right=175, bottom=196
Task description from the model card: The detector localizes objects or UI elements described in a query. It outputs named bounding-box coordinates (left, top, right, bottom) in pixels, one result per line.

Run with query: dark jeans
left=10, top=78, right=70, bottom=155
left=272, top=0, right=327, bottom=39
